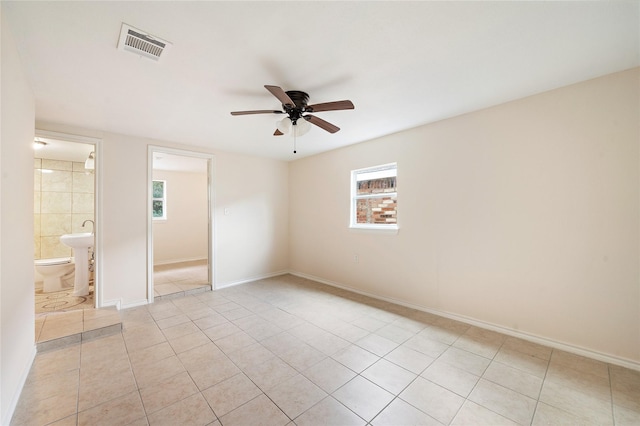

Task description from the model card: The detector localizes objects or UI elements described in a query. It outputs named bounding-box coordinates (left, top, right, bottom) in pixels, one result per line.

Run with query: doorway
left=33, top=130, right=102, bottom=312
left=147, top=146, right=214, bottom=302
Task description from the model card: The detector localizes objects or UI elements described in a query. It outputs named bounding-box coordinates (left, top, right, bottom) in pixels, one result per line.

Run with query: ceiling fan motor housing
left=284, top=91, right=309, bottom=123
left=284, top=91, right=309, bottom=109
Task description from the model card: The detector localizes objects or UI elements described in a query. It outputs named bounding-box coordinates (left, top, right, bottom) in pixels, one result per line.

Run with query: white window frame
left=152, top=179, right=167, bottom=221
left=350, top=162, right=398, bottom=230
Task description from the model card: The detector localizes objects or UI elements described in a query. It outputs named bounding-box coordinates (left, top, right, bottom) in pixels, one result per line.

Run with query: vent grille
left=118, top=24, right=171, bottom=61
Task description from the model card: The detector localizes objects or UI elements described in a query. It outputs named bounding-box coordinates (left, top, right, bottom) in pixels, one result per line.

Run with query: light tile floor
left=12, top=274, right=640, bottom=425
left=35, top=307, right=122, bottom=351
left=154, top=260, right=210, bottom=299
left=35, top=281, right=94, bottom=314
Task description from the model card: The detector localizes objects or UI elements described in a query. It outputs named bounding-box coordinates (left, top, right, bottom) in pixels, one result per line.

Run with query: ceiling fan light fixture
left=292, top=118, right=311, bottom=137
left=276, top=117, right=292, bottom=134
left=85, top=152, right=95, bottom=170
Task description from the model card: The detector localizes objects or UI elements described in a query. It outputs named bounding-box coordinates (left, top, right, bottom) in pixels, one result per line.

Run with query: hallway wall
left=1, top=10, right=37, bottom=424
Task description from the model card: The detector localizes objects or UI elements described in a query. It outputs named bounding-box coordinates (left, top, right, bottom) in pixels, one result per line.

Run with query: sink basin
left=59, top=232, right=94, bottom=297
left=60, top=232, right=94, bottom=249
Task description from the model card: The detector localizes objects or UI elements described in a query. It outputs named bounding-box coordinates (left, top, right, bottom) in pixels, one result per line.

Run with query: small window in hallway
left=350, top=163, right=397, bottom=229
left=152, top=180, right=167, bottom=220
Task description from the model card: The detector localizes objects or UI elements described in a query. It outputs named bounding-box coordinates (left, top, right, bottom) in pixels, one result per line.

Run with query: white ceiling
left=153, top=152, right=208, bottom=173
left=4, top=1, right=639, bottom=162
left=33, top=136, right=94, bottom=163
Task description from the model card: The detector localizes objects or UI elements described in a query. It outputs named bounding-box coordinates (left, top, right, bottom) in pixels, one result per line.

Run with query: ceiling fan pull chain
left=293, top=132, right=297, bottom=154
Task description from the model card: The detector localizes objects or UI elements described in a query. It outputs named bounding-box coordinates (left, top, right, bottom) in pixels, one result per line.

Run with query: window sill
left=349, top=224, right=398, bottom=234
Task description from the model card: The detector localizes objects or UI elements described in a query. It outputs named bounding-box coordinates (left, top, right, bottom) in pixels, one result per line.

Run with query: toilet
left=35, top=257, right=75, bottom=293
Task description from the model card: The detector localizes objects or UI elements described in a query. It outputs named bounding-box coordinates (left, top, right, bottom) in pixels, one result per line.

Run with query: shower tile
left=42, top=170, right=73, bottom=192
left=42, top=159, right=73, bottom=171
left=73, top=192, right=94, bottom=214
left=40, top=236, right=72, bottom=259
left=41, top=191, right=72, bottom=214
left=41, top=213, right=72, bottom=236
left=34, top=168, right=41, bottom=191
left=72, top=171, right=94, bottom=193
left=34, top=192, right=41, bottom=213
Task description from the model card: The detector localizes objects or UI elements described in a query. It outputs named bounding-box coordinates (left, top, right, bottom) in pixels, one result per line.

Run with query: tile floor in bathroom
left=35, top=281, right=95, bottom=314
left=14, top=274, right=640, bottom=425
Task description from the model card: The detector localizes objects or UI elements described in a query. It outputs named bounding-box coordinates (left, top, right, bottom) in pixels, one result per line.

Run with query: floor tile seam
left=292, top=394, right=367, bottom=425
left=357, top=364, right=423, bottom=401
left=394, top=388, right=459, bottom=425
left=548, top=353, right=612, bottom=380
left=134, top=368, right=189, bottom=398
left=216, top=383, right=280, bottom=423
left=198, top=386, right=224, bottom=423
left=74, top=387, right=142, bottom=419
left=460, top=399, right=527, bottom=426
left=371, top=327, right=419, bottom=346
left=524, top=345, right=552, bottom=425
left=441, top=340, right=498, bottom=372
left=383, top=351, right=434, bottom=377
left=534, top=398, right=611, bottom=425
left=275, top=348, right=328, bottom=375
left=160, top=322, right=203, bottom=340
left=472, top=337, right=550, bottom=405
left=425, top=345, right=488, bottom=400
left=477, top=371, right=544, bottom=404
left=543, top=370, right=615, bottom=399
left=260, top=378, right=328, bottom=421
left=537, top=376, right=618, bottom=417
left=543, top=348, right=613, bottom=394
left=463, top=382, right=535, bottom=426
left=137, top=379, right=202, bottom=418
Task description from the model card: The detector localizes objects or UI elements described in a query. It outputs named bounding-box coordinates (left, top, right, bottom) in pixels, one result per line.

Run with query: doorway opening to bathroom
left=33, top=130, right=102, bottom=316
left=147, top=147, right=214, bottom=302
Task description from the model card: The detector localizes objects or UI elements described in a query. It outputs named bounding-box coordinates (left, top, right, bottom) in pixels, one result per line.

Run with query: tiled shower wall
left=34, top=158, right=94, bottom=260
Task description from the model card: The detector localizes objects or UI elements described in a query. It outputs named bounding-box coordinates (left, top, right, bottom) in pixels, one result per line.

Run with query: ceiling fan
left=231, top=85, right=354, bottom=137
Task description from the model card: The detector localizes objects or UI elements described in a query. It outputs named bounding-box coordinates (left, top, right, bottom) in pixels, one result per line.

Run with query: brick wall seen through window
left=351, top=163, right=397, bottom=228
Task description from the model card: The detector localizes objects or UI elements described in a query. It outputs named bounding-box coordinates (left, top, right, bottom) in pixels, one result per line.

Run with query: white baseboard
left=120, top=298, right=150, bottom=310
left=101, top=298, right=121, bottom=310
left=215, top=270, right=290, bottom=290
left=289, top=270, right=640, bottom=372
left=153, top=257, right=207, bottom=266
left=3, top=344, right=37, bottom=426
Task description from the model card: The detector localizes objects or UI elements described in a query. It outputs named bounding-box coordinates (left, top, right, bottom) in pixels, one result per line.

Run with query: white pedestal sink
left=60, top=232, right=94, bottom=296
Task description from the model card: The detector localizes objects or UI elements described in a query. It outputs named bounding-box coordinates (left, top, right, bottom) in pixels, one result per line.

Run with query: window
left=350, top=163, right=397, bottom=229
left=152, top=180, right=167, bottom=220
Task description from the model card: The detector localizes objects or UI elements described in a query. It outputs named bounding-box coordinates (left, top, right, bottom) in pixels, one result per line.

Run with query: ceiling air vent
left=117, top=23, right=171, bottom=61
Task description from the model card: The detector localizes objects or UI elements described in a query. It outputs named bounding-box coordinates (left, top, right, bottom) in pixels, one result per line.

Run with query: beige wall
left=152, top=169, right=208, bottom=265
left=214, top=151, right=290, bottom=286
left=289, top=68, right=640, bottom=365
left=1, top=9, right=37, bottom=424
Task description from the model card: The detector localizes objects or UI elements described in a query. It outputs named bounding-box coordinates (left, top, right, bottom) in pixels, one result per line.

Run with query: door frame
left=34, top=129, right=104, bottom=307
left=147, top=146, right=215, bottom=303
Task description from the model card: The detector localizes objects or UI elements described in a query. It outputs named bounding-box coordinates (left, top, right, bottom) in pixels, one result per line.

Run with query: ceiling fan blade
left=305, top=115, right=340, bottom=133
left=264, top=85, right=296, bottom=107
left=306, top=100, right=354, bottom=113
left=230, top=110, right=283, bottom=116
left=274, top=129, right=284, bottom=136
